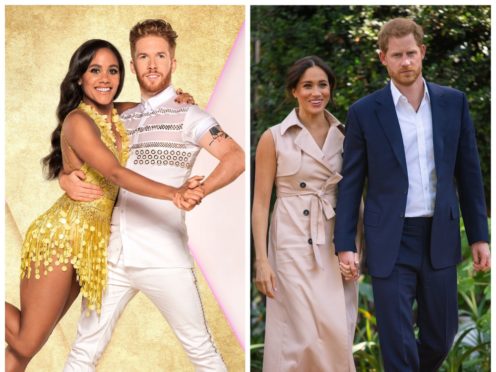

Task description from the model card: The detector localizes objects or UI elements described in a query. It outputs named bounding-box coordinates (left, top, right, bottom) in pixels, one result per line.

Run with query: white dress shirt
left=108, top=85, right=218, bottom=268
left=391, top=79, right=437, bottom=217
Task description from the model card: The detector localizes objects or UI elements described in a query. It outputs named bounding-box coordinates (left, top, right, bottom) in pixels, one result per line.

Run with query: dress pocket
left=275, top=247, right=315, bottom=275
left=276, top=147, right=302, bottom=177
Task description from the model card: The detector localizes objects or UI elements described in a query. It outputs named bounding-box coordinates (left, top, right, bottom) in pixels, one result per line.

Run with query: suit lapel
left=375, top=84, right=408, bottom=177
left=426, top=82, right=446, bottom=176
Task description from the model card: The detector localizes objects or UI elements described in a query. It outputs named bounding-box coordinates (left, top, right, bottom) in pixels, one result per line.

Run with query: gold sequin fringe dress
left=20, top=102, right=129, bottom=314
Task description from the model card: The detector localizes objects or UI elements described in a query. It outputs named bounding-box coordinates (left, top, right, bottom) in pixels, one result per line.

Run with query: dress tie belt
left=277, top=184, right=339, bottom=269
left=276, top=173, right=342, bottom=269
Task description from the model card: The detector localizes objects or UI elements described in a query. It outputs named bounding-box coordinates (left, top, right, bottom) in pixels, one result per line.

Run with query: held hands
left=172, top=176, right=205, bottom=211
left=471, top=241, right=491, bottom=272
left=338, top=251, right=360, bottom=281
left=59, top=170, right=103, bottom=201
left=255, top=259, right=277, bottom=298
left=174, top=88, right=196, bottom=105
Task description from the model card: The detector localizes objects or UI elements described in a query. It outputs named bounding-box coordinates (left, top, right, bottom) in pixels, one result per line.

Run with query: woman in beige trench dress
left=252, top=56, right=359, bottom=372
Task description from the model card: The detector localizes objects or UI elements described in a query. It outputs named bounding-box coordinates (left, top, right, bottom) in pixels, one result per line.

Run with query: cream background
left=5, top=5, right=244, bottom=371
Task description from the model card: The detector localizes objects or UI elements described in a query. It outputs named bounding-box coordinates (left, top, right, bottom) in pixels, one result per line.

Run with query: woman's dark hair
left=42, top=39, right=125, bottom=180
left=285, top=55, right=336, bottom=103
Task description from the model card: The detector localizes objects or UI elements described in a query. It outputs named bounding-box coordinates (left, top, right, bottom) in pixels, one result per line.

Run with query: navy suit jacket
left=334, top=81, right=489, bottom=278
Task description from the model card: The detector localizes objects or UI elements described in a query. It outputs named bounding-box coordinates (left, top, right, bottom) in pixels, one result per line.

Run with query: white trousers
left=63, top=255, right=226, bottom=372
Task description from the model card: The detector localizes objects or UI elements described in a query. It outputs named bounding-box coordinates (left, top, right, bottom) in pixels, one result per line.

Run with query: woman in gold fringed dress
left=5, top=39, right=203, bottom=372
left=253, top=56, right=360, bottom=372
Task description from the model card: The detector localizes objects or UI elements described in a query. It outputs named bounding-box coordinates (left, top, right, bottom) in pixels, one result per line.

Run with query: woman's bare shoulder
left=63, top=109, right=97, bottom=136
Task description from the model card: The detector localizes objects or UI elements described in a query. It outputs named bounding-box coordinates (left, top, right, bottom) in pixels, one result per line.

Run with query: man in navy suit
left=334, top=18, right=490, bottom=371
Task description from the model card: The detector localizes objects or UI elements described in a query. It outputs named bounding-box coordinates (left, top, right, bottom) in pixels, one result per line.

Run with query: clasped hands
left=338, top=251, right=360, bottom=281
left=172, top=175, right=205, bottom=211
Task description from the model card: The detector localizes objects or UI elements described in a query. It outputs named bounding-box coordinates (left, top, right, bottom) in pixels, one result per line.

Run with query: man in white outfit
left=60, top=19, right=244, bottom=371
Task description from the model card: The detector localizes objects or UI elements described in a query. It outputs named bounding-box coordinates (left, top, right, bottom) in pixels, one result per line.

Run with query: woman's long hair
left=42, top=39, right=125, bottom=179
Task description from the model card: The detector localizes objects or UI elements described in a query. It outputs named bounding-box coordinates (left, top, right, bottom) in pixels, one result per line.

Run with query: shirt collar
left=280, top=108, right=340, bottom=135
left=142, top=85, right=176, bottom=111
left=390, top=78, right=430, bottom=107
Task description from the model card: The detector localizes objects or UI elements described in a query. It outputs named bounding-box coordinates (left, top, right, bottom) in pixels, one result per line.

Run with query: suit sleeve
left=454, top=93, right=489, bottom=244
left=334, top=105, right=367, bottom=253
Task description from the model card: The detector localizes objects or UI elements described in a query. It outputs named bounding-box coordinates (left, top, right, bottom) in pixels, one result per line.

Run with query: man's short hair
left=129, top=19, right=178, bottom=57
left=378, top=18, right=424, bottom=53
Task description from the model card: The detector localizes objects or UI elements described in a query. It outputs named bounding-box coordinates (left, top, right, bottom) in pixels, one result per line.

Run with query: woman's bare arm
left=114, top=89, right=195, bottom=114
left=252, top=129, right=277, bottom=298
left=114, top=102, right=139, bottom=114
left=62, top=110, right=203, bottom=204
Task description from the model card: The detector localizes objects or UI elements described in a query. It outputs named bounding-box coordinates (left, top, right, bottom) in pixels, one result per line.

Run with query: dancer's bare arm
left=196, top=124, right=245, bottom=197
left=61, top=110, right=203, bottom=207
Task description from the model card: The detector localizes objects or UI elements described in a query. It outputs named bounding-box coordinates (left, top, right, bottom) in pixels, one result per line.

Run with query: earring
left=78, top=81, right=82, bottom=86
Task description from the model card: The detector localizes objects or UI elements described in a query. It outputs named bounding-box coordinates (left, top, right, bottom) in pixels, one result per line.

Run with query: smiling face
left=292, top=66, right=331, bottom=116
left=130, top=35, right=176, bottom=100
left=380, top=33, right=426, bottom=89
left=80, top=48, right=120, bottom=112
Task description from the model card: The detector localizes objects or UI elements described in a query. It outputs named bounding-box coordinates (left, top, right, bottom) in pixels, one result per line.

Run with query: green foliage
left=250, top=283, right=266, bottom=372
left=441, top=221, right=491, bottom=372
left=352, top=282, right=384, bottom=371
left=251, top=5, right=491, bottom=210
